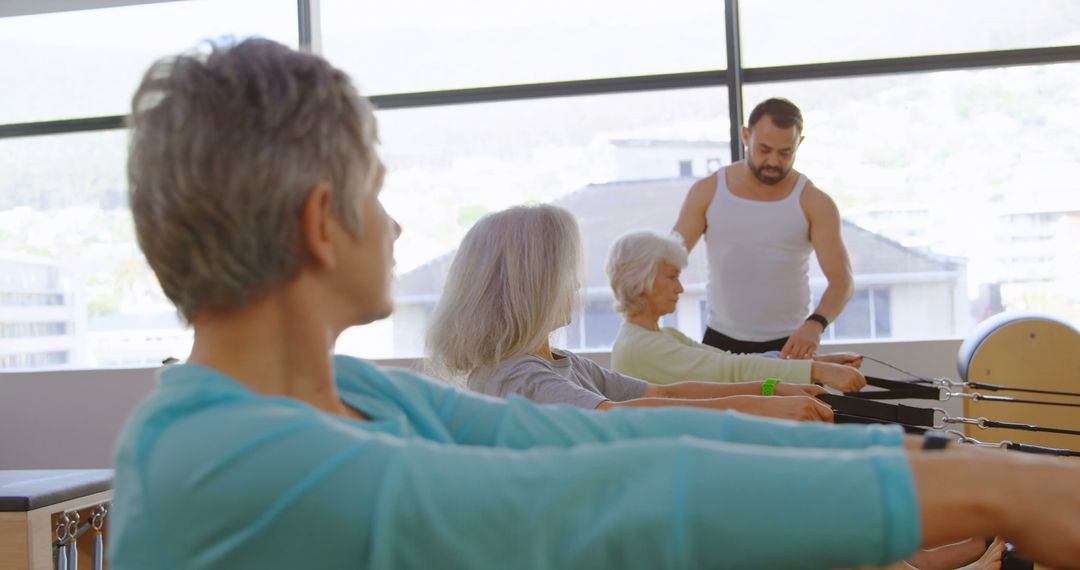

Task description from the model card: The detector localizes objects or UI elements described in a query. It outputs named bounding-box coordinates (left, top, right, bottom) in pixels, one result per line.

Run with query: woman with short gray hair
left=607, top=230, right=867, bottom=392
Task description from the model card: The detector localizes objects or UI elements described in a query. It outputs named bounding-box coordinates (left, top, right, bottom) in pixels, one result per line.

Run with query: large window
left=0, top=129, right=193, bottom=368
left=321, top=0, right=725, bottom=94
left=0, top=0, right=298, bottom=124
left=2, top=0, right=1079, bottom=368
left=344, top=88, right=729, bottom=358
left=740, top=0, right=1080, bottom=67
left=748, top=62, right=1080, bottom=338
left=0, top=0, right=297, bottom=369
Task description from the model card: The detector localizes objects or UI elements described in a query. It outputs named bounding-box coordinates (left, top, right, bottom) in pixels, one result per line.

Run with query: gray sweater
left=468, top=348, right=648, bottom=409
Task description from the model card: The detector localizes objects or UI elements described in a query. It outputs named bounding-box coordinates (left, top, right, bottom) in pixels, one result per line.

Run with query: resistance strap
left=846, top=376, right=942, bottom=400
left=965, top=381, right=1080, bottom=399
left=846, top=376, right=1080, bottom=409
left=1004, top=442, right=1080, bottom=458
left=862, top=354, right=1080, bottom=398
left=968, top=393, right=1080, bottom=408
left=818, top=394, right=936, bottom=426
left=831, top=412, right=928, bottom=434
left=819, top=394, right=1080, bottom=437
left=976, top=418, right=1080, bottom=437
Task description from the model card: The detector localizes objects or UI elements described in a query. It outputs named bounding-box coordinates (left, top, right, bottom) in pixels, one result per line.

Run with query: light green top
left=611, top=322, right=813, bottom=385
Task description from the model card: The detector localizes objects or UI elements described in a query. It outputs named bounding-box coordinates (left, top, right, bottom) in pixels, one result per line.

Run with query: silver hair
left=127, top=38, right=380, bottom=321
left=605, top=230, right=688, bottom=315
left=425, top=204, right=584, bottom=378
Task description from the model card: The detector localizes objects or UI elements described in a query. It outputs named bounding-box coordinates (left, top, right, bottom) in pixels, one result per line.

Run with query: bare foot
left=908, top=537, right=990, bottom=570
left=957, top=537, right=1005, bottom=570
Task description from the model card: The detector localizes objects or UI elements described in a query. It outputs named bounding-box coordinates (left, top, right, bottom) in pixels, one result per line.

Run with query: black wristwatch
left=806, top=313, right=829, bottom=330
left=922, top=431, right=951, bottom=451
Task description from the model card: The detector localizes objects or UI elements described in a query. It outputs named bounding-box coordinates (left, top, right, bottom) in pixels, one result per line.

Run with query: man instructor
left=674, top=98, right=854, bottom=360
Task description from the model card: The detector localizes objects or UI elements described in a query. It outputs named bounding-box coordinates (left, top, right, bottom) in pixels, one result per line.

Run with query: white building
left=848, top=191, right=1080, bottom=324
left=611, top=139, right=729, bottom=181
left=0, top=253, right=85, bottom=368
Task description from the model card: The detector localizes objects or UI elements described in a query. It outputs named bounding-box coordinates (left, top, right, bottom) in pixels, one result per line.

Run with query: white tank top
left=704, top=166, right=813, bottom=341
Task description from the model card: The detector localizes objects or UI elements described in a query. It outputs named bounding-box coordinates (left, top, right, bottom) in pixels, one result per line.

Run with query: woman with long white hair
left=607, top=229, right=866, bottom=391
left=425, top=204, right=836, bottom=421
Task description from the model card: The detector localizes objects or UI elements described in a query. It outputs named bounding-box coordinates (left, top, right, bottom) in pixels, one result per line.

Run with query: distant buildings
left=848, top=191, right=1080, bottom=325
left=85, top=308, right=191, bottom=367
left=0, top=252, right=190, bottom=369
left=0, top=253, right=84, bottom=368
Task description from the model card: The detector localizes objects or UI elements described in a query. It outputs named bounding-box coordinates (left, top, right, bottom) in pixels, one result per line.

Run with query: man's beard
left=749, top=161, right=790, bottom=185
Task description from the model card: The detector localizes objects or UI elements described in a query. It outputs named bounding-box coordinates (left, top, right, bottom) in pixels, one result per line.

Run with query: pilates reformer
left=811, top=313, right=1080, bottom=570
left=818, top=313, right=1080, bottom=458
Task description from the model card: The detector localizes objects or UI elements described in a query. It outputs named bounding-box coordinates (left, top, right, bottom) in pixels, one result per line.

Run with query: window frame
left=1, top=0, right=1079, bottom=369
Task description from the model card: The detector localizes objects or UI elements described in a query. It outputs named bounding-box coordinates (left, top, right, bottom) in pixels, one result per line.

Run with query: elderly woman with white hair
left=607, top=230, right=867, bottom=392
left=108, top=38, right=1080, bottom=570
left=426, top=204, right=836, bottom=422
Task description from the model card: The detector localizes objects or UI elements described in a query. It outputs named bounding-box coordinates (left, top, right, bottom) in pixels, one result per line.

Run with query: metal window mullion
left=723, top=0, right=744, bottom=163
left=369, top=71, right=727, bottom=109
left=577, top=313, right=586, bottom=349
left=1, top=38, right=1078, bottom=139
left=868, top=287, right=877, bottom=338
left=742, top=45, right=1080, bottom=84
left=298, top=0, right=322, bottom=53
left=0, top=116, right=125, bottom=139
left=0, top=0, right=184, bottom=18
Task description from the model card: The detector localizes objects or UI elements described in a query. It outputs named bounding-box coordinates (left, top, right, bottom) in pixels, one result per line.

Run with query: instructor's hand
left=780, top=320, right=823, bottom=359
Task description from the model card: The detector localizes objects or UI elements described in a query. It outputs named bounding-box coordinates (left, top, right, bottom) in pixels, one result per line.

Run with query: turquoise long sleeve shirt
left=110, top=355, right=920, bottom=569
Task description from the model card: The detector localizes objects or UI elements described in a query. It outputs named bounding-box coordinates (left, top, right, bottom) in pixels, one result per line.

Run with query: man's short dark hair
left=747, top=98, right=803, bottom=133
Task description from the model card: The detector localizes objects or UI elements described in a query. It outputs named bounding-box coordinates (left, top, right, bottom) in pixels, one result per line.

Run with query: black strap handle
left=832, top=412, right=929, bottom=434
left=818, top=394, right=937, bottom=427
left=845, top=376, right=942, bottom=400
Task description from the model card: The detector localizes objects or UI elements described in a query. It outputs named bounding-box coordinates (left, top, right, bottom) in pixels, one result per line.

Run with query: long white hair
left=425, top=204, right=584, bottom=379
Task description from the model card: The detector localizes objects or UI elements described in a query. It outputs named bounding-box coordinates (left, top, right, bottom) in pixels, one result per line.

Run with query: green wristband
left=762, top=378, right=781, bottom=396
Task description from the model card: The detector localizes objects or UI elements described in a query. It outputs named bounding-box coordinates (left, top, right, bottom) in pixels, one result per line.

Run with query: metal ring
left=931, top=407, right=951, bottom=429
left=977, top=417, right=991, bottom=429
left=64, top=510, right=79, bottom=539
left=936, top=377, right=960, bottom=388
left=92, top=504, right=107, bottom=530
left=55, top=522, right=68, bottom=542
left=943, top=429, right=975, bottom=444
